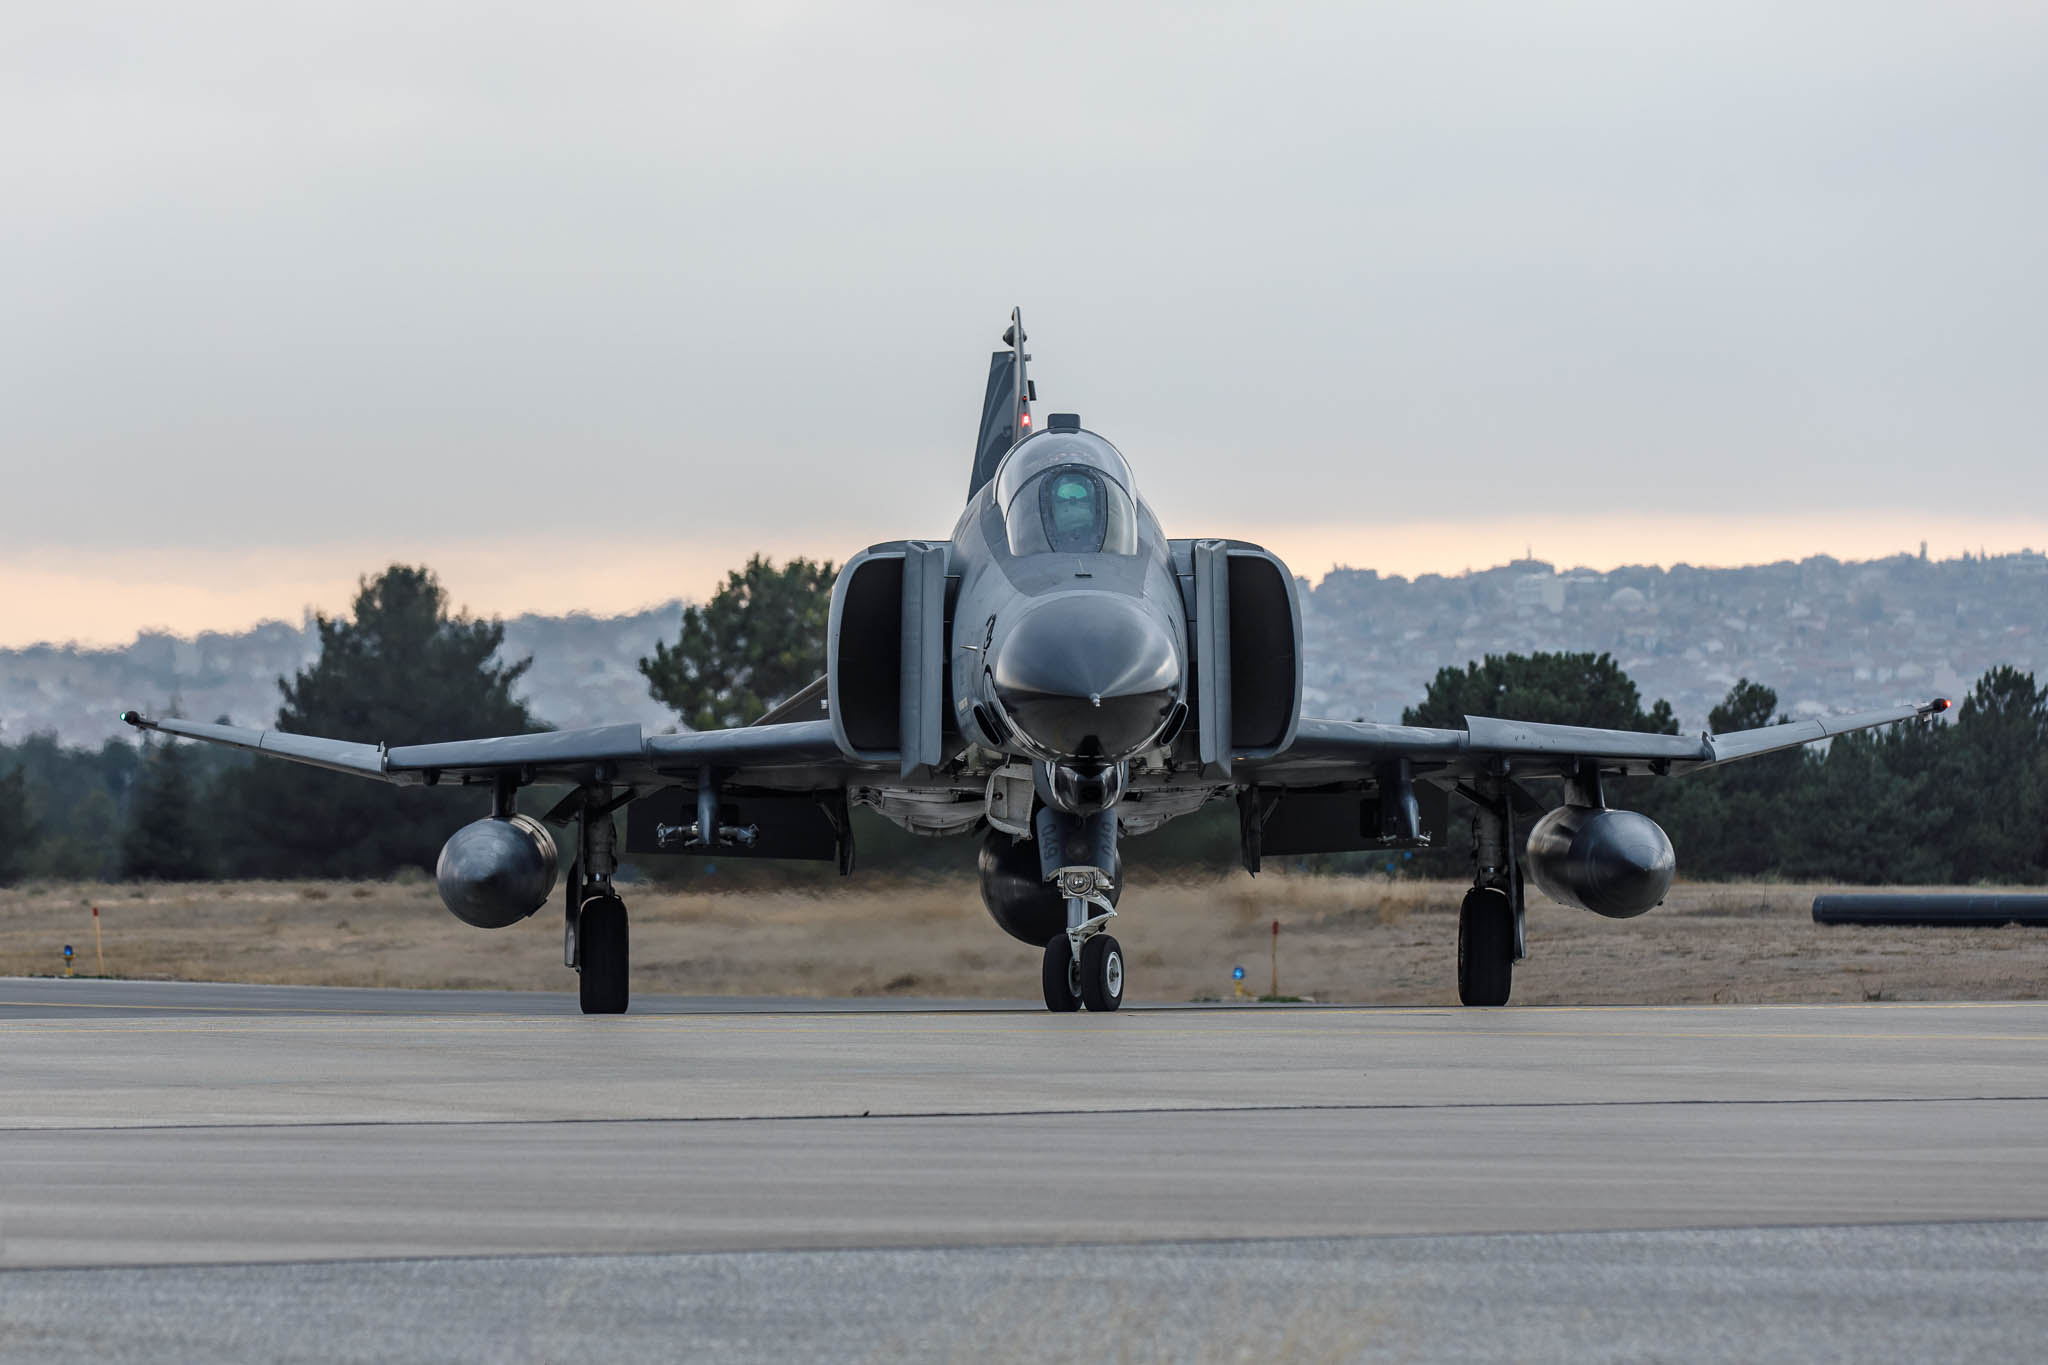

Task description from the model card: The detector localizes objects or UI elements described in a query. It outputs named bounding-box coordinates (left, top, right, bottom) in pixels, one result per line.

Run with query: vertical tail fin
left=967, top=307, right=1034, bottom=499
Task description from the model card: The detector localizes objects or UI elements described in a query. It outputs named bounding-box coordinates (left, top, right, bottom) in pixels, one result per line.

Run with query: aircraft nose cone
left=989, top=595, right=1180, bottom=759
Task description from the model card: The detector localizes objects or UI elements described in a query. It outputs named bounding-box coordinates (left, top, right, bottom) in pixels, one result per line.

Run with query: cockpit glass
left=992, top=429, right=1141, bottom=557
left=1005, top=464, right=1138, bottom=556
left=1047, top=472, right=1100, bottom=546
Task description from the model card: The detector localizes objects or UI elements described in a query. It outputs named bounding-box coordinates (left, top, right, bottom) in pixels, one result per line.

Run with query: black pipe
left=1812, top=894, right=2048, bottom=927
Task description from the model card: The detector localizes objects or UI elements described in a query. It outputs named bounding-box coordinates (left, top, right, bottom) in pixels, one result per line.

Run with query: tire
left=1041, top=935, right=1082, bottom=1012
left=1457, top=887, right=1514, bottom=1007
left=578, top=896, right=630, bottom=1015
left=1079, top=934, right=1125, bottom=1013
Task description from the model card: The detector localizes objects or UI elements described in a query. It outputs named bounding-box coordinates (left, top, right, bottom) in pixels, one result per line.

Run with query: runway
left=5, top=979, right=2047, bottom=1360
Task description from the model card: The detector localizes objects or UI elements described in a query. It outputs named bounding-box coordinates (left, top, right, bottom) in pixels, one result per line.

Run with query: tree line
left=1398, top=652, right=2047, bottom=885
left=1, top=560, right=2041, bottom=886
left=0, top=567, right=538, bottom=883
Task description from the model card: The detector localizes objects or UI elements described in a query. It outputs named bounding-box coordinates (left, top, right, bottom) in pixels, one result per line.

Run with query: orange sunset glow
left=6, top=513, right=2042, bottom=649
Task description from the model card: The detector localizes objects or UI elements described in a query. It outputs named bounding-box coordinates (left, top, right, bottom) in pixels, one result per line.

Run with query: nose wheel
left=1079, top=934, right=1124, bottom=1011
left=1041, top=935, right=1082, bottom=1011
left=1040, top=932, right=1124, bottom=1012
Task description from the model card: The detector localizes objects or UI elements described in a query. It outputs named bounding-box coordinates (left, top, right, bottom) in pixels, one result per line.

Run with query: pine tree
left=1945, top=667, right=2047, bottom=881
left=0, top=762, right=34, bottom=885
left=1636, top=679, right=1801, bottom=877
left=639, top=556, right=835, bottom=730
left=42, top=787, right=121, bottom=881
left=119, top=739, right=211, bottom=880
left=215, top=565, right=544, bottom=878
left=5, top=736, right=137, bottom=881
left=1403, top=651, right=1678, bottom=734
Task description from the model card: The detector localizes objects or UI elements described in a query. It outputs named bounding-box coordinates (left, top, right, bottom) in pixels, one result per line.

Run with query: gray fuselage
left=944, top=427, right=1189, bottom=775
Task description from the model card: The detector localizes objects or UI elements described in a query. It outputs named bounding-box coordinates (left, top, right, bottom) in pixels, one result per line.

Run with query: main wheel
left=578, top=895, right=630, bottom=1015
left=1457, top=887, right=1514, bottom=1007
left=1079, top=934, right=1125, bottom=1013
left=1041, top=935, right=1082, bottom=1012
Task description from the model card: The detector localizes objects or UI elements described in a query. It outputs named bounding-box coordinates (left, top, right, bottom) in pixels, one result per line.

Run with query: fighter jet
left=123, top=310, right=1949, bottom=1014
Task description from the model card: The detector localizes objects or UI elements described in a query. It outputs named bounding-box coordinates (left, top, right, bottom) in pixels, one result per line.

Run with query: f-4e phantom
left=125, top=310, right=1949, bottom=1014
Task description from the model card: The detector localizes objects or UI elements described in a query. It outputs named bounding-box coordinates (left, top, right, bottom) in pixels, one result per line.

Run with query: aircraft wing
left=119, top=711, right=864, bottom=790
left=1240, top=698, right=1949, bottom=787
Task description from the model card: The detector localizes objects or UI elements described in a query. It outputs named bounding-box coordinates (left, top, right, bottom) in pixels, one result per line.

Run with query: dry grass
left=1, top=875, right=2043, bottom=1005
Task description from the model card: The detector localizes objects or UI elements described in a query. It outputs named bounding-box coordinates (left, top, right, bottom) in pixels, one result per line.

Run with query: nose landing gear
left=1040, top=930, right=1124, bottom=1012
left=1033, top=804, right=1126, bottom=1013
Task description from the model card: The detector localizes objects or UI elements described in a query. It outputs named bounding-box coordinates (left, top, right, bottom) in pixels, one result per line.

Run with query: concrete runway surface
left=4, top=978, right=2047, bottom=1362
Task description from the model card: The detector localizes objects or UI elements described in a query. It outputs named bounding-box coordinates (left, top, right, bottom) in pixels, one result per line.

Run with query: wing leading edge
left=1243, top=698, right=1950, bottom=786
left=118, top=712, right=859, bottom=790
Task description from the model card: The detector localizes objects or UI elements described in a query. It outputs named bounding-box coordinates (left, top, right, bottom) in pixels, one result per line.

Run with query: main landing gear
left=577, top=894, right=630, bottom=1014
left=566, top=787, right=631, bottom=1015
left=1458, top=779, right=1526, bottom=1007
left=1457, top=887, right=1513, bottom=1007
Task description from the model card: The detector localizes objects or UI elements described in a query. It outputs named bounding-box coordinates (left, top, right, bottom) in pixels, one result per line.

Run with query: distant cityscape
left=1305, top=548, right=2047, bottom=729
left=0, top=607, right=683, bottom=749
left=4, top=548, right=2045, bottom=749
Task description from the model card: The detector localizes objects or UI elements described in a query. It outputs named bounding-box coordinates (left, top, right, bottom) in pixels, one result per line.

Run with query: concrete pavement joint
left=6, top=1091, right=2047, bottom=1136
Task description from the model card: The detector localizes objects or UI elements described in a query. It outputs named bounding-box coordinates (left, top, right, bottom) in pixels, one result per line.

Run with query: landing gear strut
left=567, top=788, right=630, bottom=1015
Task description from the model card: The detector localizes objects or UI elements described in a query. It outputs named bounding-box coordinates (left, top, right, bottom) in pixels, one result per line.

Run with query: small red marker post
left=1270, top=919, right=1279, bottom=998
left=92, top=905, right=104, bottom=977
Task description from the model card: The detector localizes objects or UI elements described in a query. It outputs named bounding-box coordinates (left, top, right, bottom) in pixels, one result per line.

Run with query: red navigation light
left=1933, top=697, right=1951, bottom=712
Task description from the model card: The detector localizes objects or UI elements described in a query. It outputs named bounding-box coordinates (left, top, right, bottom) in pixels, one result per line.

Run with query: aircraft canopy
left=994, top=431, right=1140, bottom=556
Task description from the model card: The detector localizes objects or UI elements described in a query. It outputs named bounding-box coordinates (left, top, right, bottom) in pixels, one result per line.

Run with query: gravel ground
left=2, top=875, right=2043, bottom=1006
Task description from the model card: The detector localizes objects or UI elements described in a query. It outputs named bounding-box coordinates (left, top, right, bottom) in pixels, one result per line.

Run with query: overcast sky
left=3, top=1, right=2043, bottom=644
